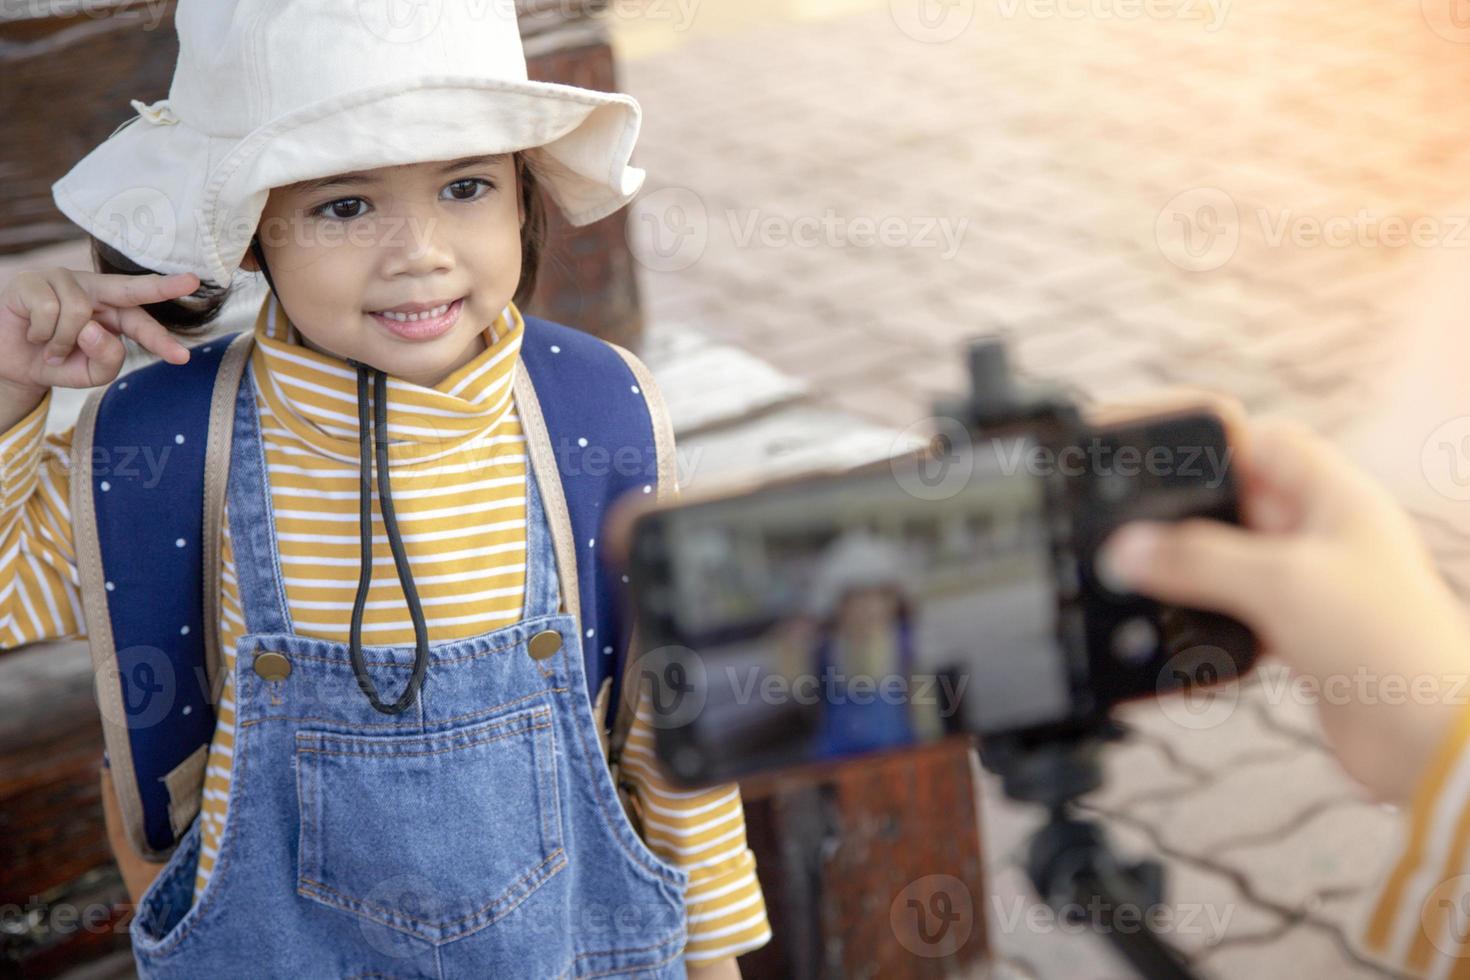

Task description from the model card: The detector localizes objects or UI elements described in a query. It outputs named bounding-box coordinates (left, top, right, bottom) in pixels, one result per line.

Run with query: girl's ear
left=240, top=237, right=259, bottom=272
left=515, top=156, right=527, bottom=231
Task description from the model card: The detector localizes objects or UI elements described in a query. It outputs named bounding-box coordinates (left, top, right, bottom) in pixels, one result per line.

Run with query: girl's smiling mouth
left=368, top=296, right=465, bottom=341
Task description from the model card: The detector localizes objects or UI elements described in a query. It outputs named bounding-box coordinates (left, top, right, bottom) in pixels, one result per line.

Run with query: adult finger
left=1239, top=418, right=1372, bottom=534
left=1096, top=517, right=1305, bottom=631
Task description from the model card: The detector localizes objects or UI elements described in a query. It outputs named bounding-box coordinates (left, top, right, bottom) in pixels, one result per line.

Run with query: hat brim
left=52, top=76, right=644, bottom=286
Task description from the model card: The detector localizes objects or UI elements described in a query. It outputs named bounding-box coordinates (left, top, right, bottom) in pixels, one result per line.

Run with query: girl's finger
left=31, top=321, right=127, bottom=390
left=83, top=271, right=201, bottom=311
left=40, top=273, right=99, bottom=366
left=16, top=276, right=63, bottom=348
left=111, top=303, right=190, bottom=365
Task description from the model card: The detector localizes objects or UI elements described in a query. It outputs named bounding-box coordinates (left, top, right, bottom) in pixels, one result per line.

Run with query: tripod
left=981, top=726, right=1204, bottom=980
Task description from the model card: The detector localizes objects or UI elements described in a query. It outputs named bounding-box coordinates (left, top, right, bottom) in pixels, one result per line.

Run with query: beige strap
left=71, top=332, right=255, bottom=863
left=203, top=332, right=256, bottom=704
left=512, top=362, right=582, bottom=626
left=606, top=344, right=679, bottom=765
left=72, top=380, right=166, bottom=860
left=165, top=742, right=209, bottom=838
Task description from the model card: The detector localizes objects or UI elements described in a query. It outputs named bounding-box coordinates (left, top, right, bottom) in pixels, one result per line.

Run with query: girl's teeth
left=378, top=302, right=451, bottom=322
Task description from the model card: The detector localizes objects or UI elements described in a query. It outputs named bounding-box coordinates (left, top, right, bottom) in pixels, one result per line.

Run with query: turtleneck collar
left=248, top=291, right=524, bottom=466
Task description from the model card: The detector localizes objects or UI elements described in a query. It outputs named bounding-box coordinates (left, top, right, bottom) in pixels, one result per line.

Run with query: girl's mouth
left=368, top=297, right=465, bottom=341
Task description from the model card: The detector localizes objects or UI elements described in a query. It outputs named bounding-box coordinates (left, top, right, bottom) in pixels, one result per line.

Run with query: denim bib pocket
left=295, top=702, right=566, bottom=944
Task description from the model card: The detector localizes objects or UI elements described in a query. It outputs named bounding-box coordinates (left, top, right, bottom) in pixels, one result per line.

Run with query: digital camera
left=608, top=339, right=1258, bottom=786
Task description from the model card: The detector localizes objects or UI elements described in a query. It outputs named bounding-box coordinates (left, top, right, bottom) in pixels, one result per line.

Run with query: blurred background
left=5, top=0, right=1470, bottom=977
left=610, top=3, right=1470, bottom=977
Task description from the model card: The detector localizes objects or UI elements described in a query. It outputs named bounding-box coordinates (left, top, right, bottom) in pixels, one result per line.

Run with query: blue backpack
left=69, top=315, right=676, bottom=862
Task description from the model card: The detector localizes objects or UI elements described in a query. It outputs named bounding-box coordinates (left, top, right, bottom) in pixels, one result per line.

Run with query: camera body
left=614, top=339, right=1258, bottom=785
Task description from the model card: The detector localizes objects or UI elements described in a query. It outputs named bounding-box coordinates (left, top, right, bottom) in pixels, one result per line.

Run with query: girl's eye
left=311, top=198, right=366, bottom=220
left=444, top=178, right=495, bottom=201
left=308, top=179, right=494, bottom=219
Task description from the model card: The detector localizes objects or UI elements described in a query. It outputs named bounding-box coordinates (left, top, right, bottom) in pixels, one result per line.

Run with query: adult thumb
left=1096, top=518, right=1294, bottom=627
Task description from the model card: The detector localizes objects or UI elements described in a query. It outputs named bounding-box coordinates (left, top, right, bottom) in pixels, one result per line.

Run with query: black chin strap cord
left=346, top=362, right=433, bottom=714
left=250, top=235, right=430, bottom=714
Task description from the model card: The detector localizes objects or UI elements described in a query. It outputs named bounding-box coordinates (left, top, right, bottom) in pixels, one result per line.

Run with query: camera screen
left=639, top=437, right=1076, bottom=782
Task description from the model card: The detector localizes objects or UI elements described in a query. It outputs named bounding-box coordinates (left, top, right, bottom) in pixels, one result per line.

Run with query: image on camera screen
left=642, top=439, right=1077, bottom=782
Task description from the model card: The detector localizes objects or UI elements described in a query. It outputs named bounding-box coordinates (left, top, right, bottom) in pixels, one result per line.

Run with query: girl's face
left=241, top=153, right=523, bottom=388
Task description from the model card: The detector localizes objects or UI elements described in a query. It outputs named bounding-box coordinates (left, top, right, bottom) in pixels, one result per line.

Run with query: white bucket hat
left=50, top=0, right=645, bottom=288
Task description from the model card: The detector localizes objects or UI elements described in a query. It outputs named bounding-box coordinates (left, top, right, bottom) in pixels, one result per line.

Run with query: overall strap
left=514, top=316, right=677, bottom=767
left=71, top=330, right=253, bottom=860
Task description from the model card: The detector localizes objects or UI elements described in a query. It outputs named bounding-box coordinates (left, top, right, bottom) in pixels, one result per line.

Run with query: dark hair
left=88, top=150, right=549, bottom=333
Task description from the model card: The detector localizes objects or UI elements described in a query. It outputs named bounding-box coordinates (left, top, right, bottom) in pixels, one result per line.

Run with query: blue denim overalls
left=126, top=357, right=689, bottom=978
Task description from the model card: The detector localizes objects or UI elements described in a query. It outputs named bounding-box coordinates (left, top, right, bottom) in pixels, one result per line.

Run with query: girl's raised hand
left=0, top=267, right=199, bottom=395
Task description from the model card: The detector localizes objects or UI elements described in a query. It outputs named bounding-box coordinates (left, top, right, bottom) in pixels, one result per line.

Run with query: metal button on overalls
left=252, top=651, right=290, bottom=680
left=528, top=629, right=562, bottom=660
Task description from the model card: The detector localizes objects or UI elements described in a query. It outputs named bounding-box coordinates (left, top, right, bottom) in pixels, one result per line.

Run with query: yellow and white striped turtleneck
left=0, top=293, right=770, bottom=964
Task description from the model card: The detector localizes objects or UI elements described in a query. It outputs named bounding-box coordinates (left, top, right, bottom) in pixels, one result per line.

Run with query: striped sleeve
left=620, top=678, right=773, bottom=965
left=0, top=389, right=86, bottom=650
left=1359, top=702, right=1470, bottom=977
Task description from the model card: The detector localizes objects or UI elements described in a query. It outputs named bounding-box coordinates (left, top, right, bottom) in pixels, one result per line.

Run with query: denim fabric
left=128, top=362, right=688, bottom=978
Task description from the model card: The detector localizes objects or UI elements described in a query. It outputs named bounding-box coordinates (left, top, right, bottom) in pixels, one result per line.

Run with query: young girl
left=1095, top=392, right=1470, bottom=978
left=0, top=2, right=768, bottom=976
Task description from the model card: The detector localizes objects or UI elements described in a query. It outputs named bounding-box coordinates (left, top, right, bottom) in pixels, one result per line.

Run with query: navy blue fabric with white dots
left=90, top=336, right=231, bottom=854
left=518, top=315, right=660, bottom=718
left=92, top=316, right=659, bottom=855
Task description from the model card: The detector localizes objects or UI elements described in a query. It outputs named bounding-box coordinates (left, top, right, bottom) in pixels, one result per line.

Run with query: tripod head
left=980, top=724, right=1203, bottom=980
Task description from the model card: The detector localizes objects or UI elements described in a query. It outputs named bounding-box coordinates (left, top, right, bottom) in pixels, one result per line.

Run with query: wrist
left=0, top=374, right=48, bottom=403
left=1349, top=694, right=1470, bottom=806
left=0, top=377, right=47, bottom=438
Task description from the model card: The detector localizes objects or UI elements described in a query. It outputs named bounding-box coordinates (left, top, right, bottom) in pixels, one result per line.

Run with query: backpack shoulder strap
left=603, top=343, right=678, bottom=765
left=71, top=330, right=253, bottom=860
left=514, top=315, right=676, bottom=764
